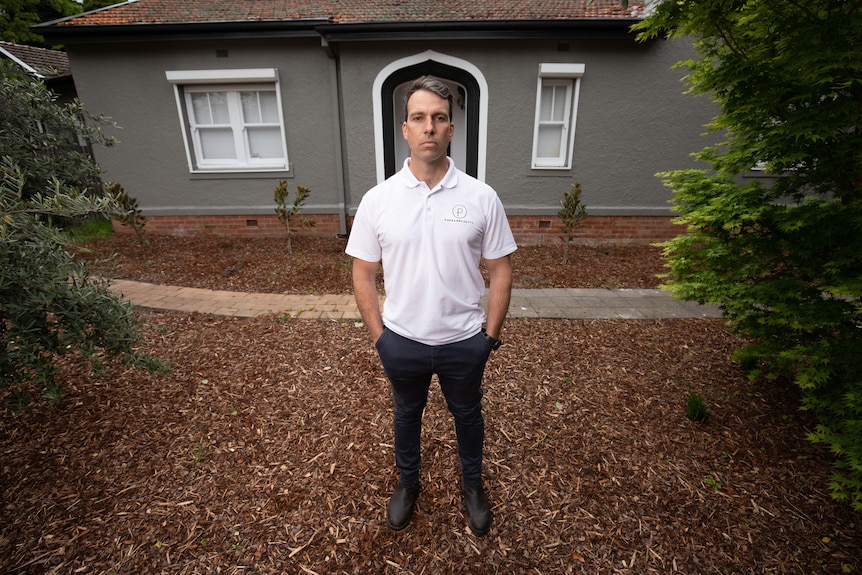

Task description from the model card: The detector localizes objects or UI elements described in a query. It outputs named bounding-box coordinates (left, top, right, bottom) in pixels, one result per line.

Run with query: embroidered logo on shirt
left=445, top=204, right=474, bottom=225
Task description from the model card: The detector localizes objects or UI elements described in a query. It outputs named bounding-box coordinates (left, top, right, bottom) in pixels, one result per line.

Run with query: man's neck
left=408, top=156, right=449, bottom=189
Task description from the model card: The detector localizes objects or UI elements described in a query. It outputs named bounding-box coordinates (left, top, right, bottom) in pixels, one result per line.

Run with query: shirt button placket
left=425, top=197, right=432, bottom=222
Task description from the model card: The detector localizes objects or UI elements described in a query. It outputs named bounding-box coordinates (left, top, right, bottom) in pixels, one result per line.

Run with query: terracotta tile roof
left=56, top=0, right=645, bottom=26
left=0, top=41, right=71, bottom=78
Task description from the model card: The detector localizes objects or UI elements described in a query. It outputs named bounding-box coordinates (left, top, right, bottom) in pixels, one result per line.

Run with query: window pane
left=540, top=85, right=554, bottom=121
left=259, top=92, right=279, bottom=123
left=540, top=83, right=571, bottom=123
left=537, top=124, right=563, bottom=158
left=209, top=92, right=230, bottom=124
left=552, top=85, right=567, bottom=121
left=199, top=128, right=236, bottom=160
left=247, top=126, right=283, bottom=159
left=190, top=93, right=212, bottom=124
left=241, top=92, right=262, bottom=123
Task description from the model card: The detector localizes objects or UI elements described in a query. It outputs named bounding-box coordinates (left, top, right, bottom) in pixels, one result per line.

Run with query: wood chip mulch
left=74, top=234, right=667, bottom=293
left=2, top=235, right=860, bottom=574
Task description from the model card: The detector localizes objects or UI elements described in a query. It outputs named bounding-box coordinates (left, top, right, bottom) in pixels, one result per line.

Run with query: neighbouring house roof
left=35, top=0, right=652, bottom=44
left=0, top=41, right=71, bottom=79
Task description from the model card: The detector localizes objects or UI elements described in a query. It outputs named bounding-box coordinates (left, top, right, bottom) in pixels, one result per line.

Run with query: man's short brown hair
left=402, top=76, right=453, bottom=122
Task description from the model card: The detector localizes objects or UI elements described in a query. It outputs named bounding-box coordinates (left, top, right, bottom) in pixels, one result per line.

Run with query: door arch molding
left=372, top=50, right=488, bottom=182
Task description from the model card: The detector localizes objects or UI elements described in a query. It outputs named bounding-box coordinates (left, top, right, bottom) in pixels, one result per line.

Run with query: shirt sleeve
left=482, top=194, right=518, bottom=260
left=345, top=193, right=382, bottom=263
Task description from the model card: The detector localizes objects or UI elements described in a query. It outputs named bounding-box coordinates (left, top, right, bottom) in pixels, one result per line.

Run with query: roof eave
left=34, top=19, right=329, bottom=45
left=36, top=17, right=639, bottom=46
left=317, top=19, right=639, bottom=42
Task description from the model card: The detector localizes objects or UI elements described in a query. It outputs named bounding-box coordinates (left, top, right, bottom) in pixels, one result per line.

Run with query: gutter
left=316, top=19, right=639, bottom=42
left=34, top=19, right=330, bottom=45
left=36, top=16, right=638, bottom=47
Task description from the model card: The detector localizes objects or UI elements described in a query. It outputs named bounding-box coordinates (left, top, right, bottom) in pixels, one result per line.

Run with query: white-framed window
left=531, top=63, right=585, bottom=170
left=166, top=69, right=288, bottom=173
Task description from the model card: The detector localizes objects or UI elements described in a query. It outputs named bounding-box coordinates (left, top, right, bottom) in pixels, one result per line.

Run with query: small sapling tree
left=558, top=182, right=588, bottom=265
left=274, top=181, right=314, bottom=255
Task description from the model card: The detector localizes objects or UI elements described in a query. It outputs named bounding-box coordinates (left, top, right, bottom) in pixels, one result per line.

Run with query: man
left=346, top=76, right=516, bottom=536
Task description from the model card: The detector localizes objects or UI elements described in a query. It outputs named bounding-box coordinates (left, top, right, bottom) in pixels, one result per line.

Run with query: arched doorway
left=373, top=51, right=488, bottom=182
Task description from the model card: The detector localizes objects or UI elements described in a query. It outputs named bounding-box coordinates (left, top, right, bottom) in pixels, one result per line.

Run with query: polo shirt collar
left=399, top=157, right=458, bottom=191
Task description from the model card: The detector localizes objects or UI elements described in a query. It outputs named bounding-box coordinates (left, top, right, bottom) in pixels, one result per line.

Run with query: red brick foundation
left=508, top=215, right=684, bottom=245
left=114, top=214, right=683, bottom=245
left=112, top=214, right=343, bottom=238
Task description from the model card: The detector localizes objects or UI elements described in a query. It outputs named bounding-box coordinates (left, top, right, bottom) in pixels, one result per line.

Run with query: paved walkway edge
left=110, top=279, right=722, bottom=320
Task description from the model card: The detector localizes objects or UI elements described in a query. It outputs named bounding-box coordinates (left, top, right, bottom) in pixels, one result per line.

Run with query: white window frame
left=531, top=63, right=585, bottom=170
left=165, top=69, right=288, bottom=173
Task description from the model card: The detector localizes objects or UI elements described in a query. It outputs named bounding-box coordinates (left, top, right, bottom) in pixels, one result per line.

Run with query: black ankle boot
left=462, top=484, right=491, bottom=536
left=386, top=483, right=420, bottom=530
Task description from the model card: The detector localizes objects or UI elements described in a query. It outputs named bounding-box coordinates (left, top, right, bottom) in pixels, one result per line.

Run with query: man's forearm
left=352, top=259, right=384, bottom=342
left=485, top=255, right=513, bottom=339
left=355, top=284, right=383, bottom=341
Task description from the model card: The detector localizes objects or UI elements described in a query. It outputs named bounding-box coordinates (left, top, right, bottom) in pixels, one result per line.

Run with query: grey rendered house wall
left=66, top=37, right=343, bottom=218
left=338, top=36, right=712, bottom=217
left=65, top=33, right=712, bottom=224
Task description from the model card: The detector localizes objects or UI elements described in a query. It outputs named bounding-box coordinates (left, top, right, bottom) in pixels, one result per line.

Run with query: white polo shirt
left=346, top=158, right=517, bottom=345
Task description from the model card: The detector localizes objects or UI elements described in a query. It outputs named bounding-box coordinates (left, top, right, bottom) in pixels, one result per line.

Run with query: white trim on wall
left=372, top=50, right=489, bottom=183
left=165, top=68, right=278, bottom=84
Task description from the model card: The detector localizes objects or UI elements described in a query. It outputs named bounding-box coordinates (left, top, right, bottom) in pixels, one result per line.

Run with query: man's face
left=402, top=89, right=454, bottom=165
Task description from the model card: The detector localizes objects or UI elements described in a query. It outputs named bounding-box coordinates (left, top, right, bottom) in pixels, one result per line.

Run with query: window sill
left=188, top=168, right=292, bottom=180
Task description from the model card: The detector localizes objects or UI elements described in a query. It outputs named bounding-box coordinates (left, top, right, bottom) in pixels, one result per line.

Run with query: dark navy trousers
left=375, top=327, right=492, bottom=489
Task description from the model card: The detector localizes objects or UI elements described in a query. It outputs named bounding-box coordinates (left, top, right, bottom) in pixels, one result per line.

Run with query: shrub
left=685, top=391, right=708, bottom=423
left=1, top=159, right=164, bottom=400
left=639, top=0, right=862, bottom=509
left=1, top=66, right=162, bottom=408
left=0, top=61, right=115, bottom=201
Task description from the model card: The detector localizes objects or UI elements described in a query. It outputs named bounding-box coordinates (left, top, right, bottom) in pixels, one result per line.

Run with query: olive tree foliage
left=0, top=62, right=113, bottom=201
left=1, top=64, right=163, bottom=405
left=632, top=1, right=862, bottom=508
